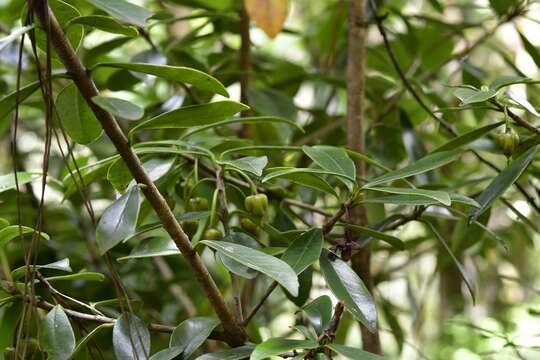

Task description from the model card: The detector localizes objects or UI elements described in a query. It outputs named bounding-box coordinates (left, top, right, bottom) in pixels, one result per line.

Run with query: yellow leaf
left=245, top=0, right=289, bottom=38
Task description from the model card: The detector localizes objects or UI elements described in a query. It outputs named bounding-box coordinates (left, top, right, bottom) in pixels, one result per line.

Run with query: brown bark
left=346, top=0, right=382, bottom=353
left=239, top=1, right=252, bottom=137
left=30, top=1, right=246, bottom=346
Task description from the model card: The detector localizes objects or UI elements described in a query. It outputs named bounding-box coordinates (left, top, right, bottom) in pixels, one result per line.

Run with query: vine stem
left=29, top=1, right=246, bottom=346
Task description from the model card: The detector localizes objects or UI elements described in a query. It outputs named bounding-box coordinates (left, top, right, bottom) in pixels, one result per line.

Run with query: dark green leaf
left=433, top=122, right=503, bottom=152
left=46, top=272, right=105, bottom=282
left=84, top=0, right=153, bottom=27
left=0, top=172, right=38, bottom=193
left=68, top=15, right=139, bottom=37
left=469, top=145, right=538, bottom=222
left=0, top=82, right=41, bottom=132
left=41, top=305, right=75, bottom=360
left=519, top=32, right=540, bottom=69
left=0, top=225, right=49, bottom=247
left=96, top=185, right=142, bottom=254
left=118, top=237, right=179, bottom=262
left=319, top=249, right=377, bottom=332
left=368, top=187, right=451, bottom=206
left=184, top=116, right=303, bottom=138
left=281, top=228, right=323, bottom=274
left=326, top=344, right=384, bottom=360
left=454, top=87, right=497, bottom=105
left=250, top=339, right=318, bottom=360
left=219, top=232, right=260, bottom=279
left=131, top=101, right=247, bottom=133
left=71, top=324, right=113, bottom=358
left=56, top=83, right=103, bottom=144
left=363, top=149, right=462, bottom=188
left=113, top=314, right=151, bottom=360
left=302, top=295, right=333, bottom=334
left=262, top=169, right=337, bottom=197
left=11, top=258, right=71, bottom=280
left=262, top=167, right=354, bottom=184
left=195, top=345, right=254, bottom=360
left=219, top=156, right=268, bottom=177
left=302, top=145, right=356, bottom=181
left=169, top=317, right=220, bottom=358
left=95, top=63, right=229, bottom=96
left=149, top=346, right=184, bottom=360
left=201, top=240, right=299, bottom=296
left=92, top=95, right=144, bottom=120
left=339, top=224, right=404, bottom=250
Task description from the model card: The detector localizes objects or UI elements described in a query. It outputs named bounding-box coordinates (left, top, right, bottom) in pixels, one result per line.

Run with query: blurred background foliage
left=1, top=0, right=540, bottom=359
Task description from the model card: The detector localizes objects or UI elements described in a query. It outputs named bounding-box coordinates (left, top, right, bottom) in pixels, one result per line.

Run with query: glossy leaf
left=71, top=324, right=113, bottom=358
left=201, top=240, right=299, bottom=296
left=84, top=0, right=152, bottom=27
left=219, top=156, right=268, bottom=177
left=469, top=145, right=538, bottom=222
left=506, top=89, right=540, bottom=117
left=41, top=305, right=76, bottom=360
left=0, top=82, right=41, bottom=130
left=0, top=172, right=37, bottom=193
left=251, top=339, right=318, bottom=360
left=368, top=187, right=451, bottom=206
left=169, top=317, right=220, bottom=358
left=11, top=258, right=71, bottom=280
left=113, top=314, right=151, bottom=360
left=195, top=345, right=255, bottom=360
left=302, top=145, right=356, bottom=181
left=319, top=249, right=377, bottom=333
left=454, top=87, right=497, bottom=105
left=118, top=237, right=179, bottom=262
left=56, top=83, right=103, bottom=144
left=262, top=169, right=337, bottom=197
left=262, top=167, right=354, bottom=183
left=363, top=149, right=462, bottom=188
left=219, top=232, right=260, bottom=279
left=96, top=185, right=142, bottom=254
left=433, top=121, right=504, bottom=152
left=95, top=63, right=229, bottom=96
left=149, top=346, right=184, bottom=360
left=340, top=224, right=404, bottom=250
left=302, top=295, right=333, bottom=334
left=68, top=15, right=139, bottom=37
left=92, top=95, right=144, bottom=120
left=46, top=272, right=105, bottom=282
left=281, top=228, right=323, bottom=274
left=362, top=193, right=479, bottom=208
left=0, top=25, right=34, bottom=52
left=0, top=225, right=49, bottom=247
left=183, top=116, right=303, bottom=138
left=245, top=0, right=289, bottom=38
left=326, top=344, right=384, bottom=360
left=131, top=101, right=247, bottom=133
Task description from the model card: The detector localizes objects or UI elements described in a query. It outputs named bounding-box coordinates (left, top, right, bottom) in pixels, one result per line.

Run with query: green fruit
left=244, top=194, right=268, bottom=217
left=186, top=197, right=209, bottom=212
left=204, top=228, right=223, bottom=240
left=496, top=127, right=519, bottom=156
left=182, top=220, right=198, bottom=238
left=240, top=217, right=259, bottom=235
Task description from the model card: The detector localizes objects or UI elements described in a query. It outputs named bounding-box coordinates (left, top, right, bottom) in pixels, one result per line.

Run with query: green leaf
left=169, top=317, right=220, bottom=358
left=131, top=101, right=247, bottom=133
left=281, top=229, right=323, bottom=274
left=425, top=221, right=475, bottom=302
left=96, top=185, right=142, bottom=254
left=490, top=76, right=535, bottom=90
left=92, top=95, right=144, bottom=120
left=41, top=305, right=76, bottom=360
left=219, top=156, right=268, bottom=177
left=68, top=15, right=139, bottom=37
left=183, top=116, right=303, bottom=138
left=56, top=83, right=103, bottom=144
left=506, top=90, right=540, bottom=117
left=263, top=167, right=337, bottom=196
left=0, top=25, right=34, bottom=52
left=219, top=232, right=260, bottom=279
left=362, top=193, right=479, bottom=208
left=469, top=145, right=538, bottom=222
left=262, top=167, right=354, bottom=184
left=339, top=224, right=404, bottom=250
left=195, top=345, right=255, bottom=360
left=250, top=339, right=318, bottom=360
left=433, top=122, right=504, bottom=152
left=368, top=187, right=451, bottom=206
left=149, top=346, right=184, bottom=360
left=46, top=272, right=105, bottom=282
left=0, top=82, right=41, bottom=129
left=302, top=295, right=333, bottom=334
left=201, top=240, right=299, bottom=296
left=0, top=225, right=49, bottom=247
left=95, top=63, right=229, bottom=96
left=326, top=344, right=384, bottom=360
left=11, top=258, right=72, bottom=280
left=84, top=0, right=153, bottom=27
left=302, top=145, right=356, bottom=181
left=454, top=87, right=497, bottom=105
left=519, top=32, right=540, bottom=69
left=0, top=172, right=38, bottom=193
left=71, top=324, right=113, bottom=358
left=319, top=249, right=377, bottom=333
left=117, top=237, right=180, bottom=262
left=113, top=314, right=151, bottom=360
left=363, top=149, right=462, bottom=188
